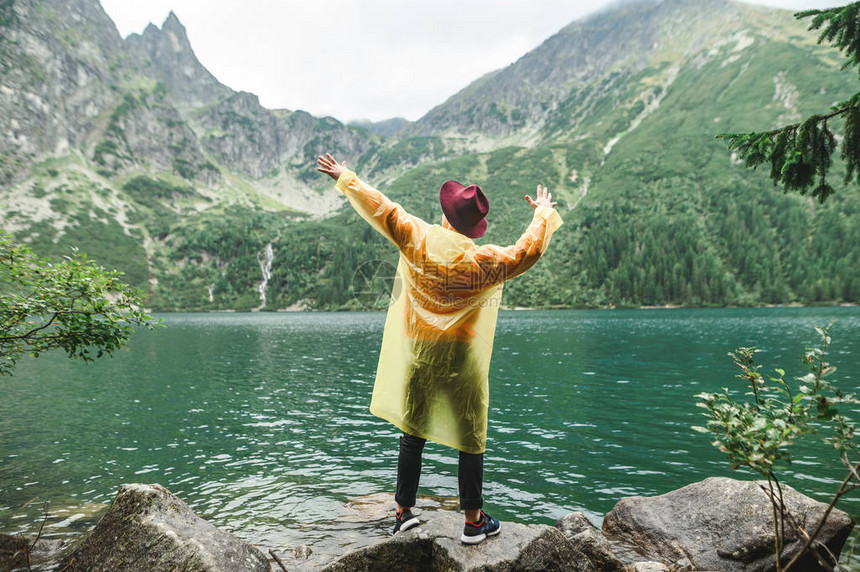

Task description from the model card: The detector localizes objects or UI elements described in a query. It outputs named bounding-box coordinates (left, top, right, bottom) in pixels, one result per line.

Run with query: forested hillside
left=1, top=0, right=857, bottom=311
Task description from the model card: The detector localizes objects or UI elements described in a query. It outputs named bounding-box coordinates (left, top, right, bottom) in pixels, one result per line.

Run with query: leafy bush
left=694, top=326, right=859, bottom=570
left=0, top=232, right=158, bottom=375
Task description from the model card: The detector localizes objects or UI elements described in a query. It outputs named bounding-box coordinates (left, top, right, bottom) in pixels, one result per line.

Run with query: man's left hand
left=525, top=184, right=557, bottom=209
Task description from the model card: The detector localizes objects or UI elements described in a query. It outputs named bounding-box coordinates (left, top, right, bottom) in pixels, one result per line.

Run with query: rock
left=602, top=477, right=854, bottom=572
left=627, top=562, right=670, bottom=572
left=293, top=544, right=313, bottom=560
left=320, top=510, right=597, bottom=572
left=125, top=11, right=231, bottom=113
left=556, top=512, right=626, bottom=572
left=53, top=483, right=270, bottom=572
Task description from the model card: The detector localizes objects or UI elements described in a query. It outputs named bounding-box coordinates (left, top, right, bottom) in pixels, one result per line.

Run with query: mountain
left=1, top=0, right=858, bottom=311
left=0, top=0, right=128, bottom=183
left=367, top=0, right=860, bottom=308
left=411, top=0, right=746, bottom=140
left=0, top=0, right=373, bottom=192
left=349, top=118, right=413, bottom=138
left=125, top=11, right=231, bottom=112
left=0, top=0, right=377, bottom=299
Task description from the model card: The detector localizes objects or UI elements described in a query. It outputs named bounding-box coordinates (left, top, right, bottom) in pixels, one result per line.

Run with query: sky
left=100, top=0, right=840, bottom=124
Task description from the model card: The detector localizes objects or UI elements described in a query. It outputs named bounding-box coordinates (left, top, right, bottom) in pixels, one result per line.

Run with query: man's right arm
left=318, top=154, right=425, bottom=250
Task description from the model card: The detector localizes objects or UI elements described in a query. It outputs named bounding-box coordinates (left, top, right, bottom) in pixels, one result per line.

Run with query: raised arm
left=317, top=153, right=426, bottom=250
left=474, top=184, right=563, bottom=284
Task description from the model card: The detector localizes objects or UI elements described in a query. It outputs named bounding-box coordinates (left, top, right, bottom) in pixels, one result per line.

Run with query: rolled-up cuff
left=395, top=492, right=418, bottom=508
left=335, top=170, right=356, bottom=194
left=459, top=496, right=483, bottom=510
left=535, top=205, right=564, bottom=232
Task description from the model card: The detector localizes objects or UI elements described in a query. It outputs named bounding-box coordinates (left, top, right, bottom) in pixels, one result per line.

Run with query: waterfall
left=255, top=243, right=274, bottom=310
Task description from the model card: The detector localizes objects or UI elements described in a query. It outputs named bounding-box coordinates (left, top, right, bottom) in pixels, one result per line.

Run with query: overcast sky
left=100, top=0, right=840, bottom=124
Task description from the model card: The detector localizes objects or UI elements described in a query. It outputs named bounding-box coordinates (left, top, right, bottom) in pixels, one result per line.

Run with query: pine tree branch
left=798, top=3, right=860, bottom=72
left=716, top=2, right=860, bottom=201
left=717, top=103, right=854, bottom=144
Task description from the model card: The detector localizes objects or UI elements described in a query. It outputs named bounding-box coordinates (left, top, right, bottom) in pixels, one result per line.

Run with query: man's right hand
left=525, top=185, right=557, bottom=209
left=317, top=153, right=347, bottom=181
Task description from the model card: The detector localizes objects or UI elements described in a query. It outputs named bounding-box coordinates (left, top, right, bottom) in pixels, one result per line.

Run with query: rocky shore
left=1, top=477, right=853, bottom=571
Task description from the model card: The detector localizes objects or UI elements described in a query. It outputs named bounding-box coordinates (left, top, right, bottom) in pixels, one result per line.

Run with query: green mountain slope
left=1, top=0, right=858, bottom=311
left=355, top=0, right=860, bottom=309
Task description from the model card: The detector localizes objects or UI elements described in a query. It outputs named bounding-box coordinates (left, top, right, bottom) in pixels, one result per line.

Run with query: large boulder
left=320, top=510, right=598, bottom=572
left=602, top=477, right=854, bottom=571
left=53, top=483, right=270, bottom=572
left=555, top=512, right=626, bottom=572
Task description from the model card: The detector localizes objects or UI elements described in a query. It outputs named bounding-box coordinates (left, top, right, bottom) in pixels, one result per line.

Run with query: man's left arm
left=474, top=185, right=563, bottom=283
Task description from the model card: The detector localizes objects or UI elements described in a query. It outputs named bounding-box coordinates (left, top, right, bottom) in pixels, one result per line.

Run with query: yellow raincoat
left=336, top=171, right=563, bottom=454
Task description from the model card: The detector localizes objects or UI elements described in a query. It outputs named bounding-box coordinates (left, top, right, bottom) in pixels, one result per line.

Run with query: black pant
left=395, top=433, right=483, bottom=510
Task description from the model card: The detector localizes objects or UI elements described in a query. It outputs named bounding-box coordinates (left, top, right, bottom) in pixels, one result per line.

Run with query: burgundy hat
left=439, top=180, right=489, bottom=238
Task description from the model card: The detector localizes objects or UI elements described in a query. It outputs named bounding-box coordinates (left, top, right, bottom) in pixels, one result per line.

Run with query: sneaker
left=393, top=508, right=420, bottom=535
left=461, top=511, right=501, bottom=544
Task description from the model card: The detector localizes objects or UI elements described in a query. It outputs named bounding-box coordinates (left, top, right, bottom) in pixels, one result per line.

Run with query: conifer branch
left=717, top=2, right=860, bottom=202
left=798, top=3, right=860, bottom=72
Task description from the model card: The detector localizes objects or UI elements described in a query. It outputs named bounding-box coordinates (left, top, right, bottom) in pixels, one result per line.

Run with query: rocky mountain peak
left=163, top=10, right=184, bottom=32
left=126, top=10, right=231, bottom=111
left=149, top=10, right=195, bottom=56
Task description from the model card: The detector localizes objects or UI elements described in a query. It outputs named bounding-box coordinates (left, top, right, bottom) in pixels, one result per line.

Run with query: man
left=317, top=153, right=562, bottom=544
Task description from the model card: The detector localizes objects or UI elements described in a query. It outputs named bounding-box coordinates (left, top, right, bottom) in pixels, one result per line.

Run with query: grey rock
left=196, top=93, right=374, bottom=179
left=0, top=0, right=132, bottom=182
left=196, top=91, right=286, bottom=179
left=126, top=11, right=231, bottom=113
left=556, top=512, right=626, bottom=572
left=555, top=512, right=596, bottom=538
left=95, top=89, right=221, bottom=185
left=627, top=563, right=670, bottom=572
left=603, top=477, right=854, bottom=572
left=53, top=483, right=270, bottom=572
left=320, top=510, right=594, bottom=572
left=293, top=544, right=313, bottom=560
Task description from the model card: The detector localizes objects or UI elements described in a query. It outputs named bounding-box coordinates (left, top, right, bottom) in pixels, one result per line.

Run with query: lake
left=1, top=307, right=859, bottom=564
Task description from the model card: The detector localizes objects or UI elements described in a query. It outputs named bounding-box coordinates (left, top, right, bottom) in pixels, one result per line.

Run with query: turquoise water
left=1, top=307, right=859, bottom=559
